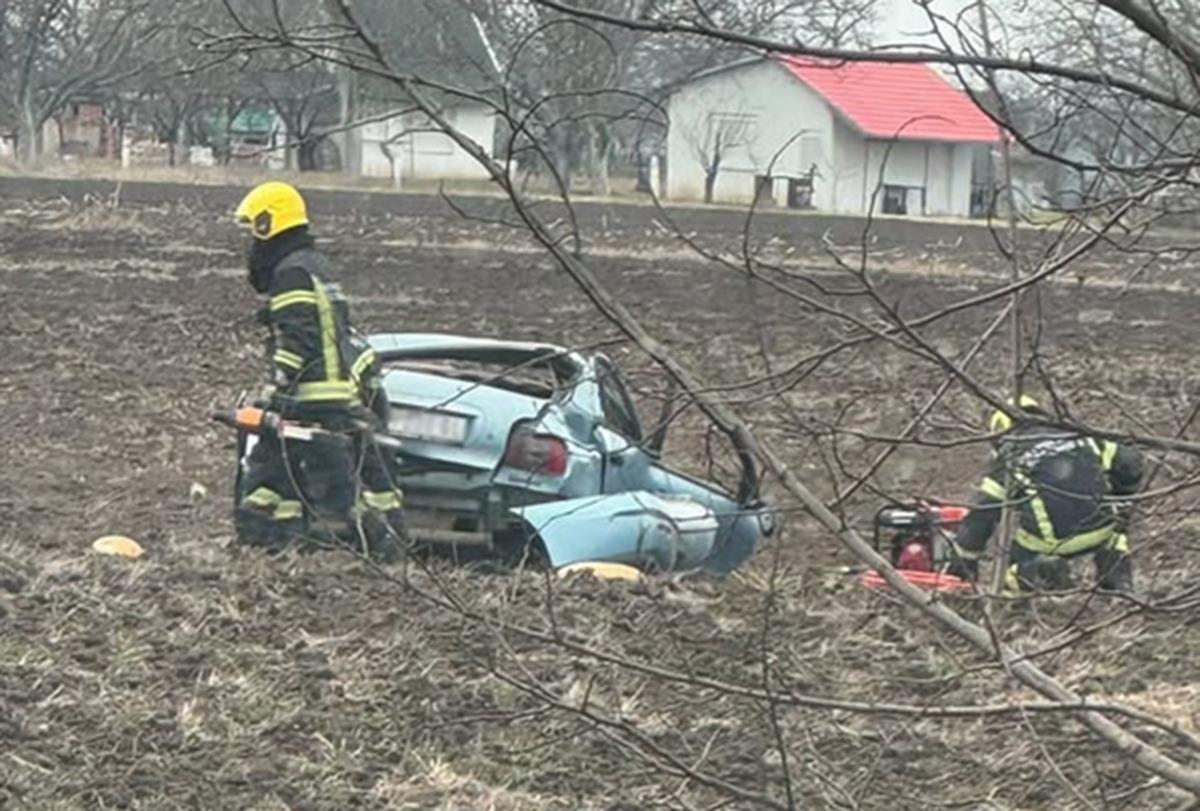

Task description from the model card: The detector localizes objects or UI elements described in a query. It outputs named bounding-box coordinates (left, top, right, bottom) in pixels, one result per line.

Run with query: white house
left=358, top=105, right=494, bottom=184
left=343, top=0, right=498, bottom=185
left=666, top=57, right=1001, bottom=217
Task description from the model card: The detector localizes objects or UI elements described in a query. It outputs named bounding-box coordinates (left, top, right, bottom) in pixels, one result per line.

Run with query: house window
left=706, top=113, right=755, bottom=167
left=788, top=176, right=813, bottom=209
left=882, top=185, right=926, bottom=216
left=882, top=185, right=908, bottom=214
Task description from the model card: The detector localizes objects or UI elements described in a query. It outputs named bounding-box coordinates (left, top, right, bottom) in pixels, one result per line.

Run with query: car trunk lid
left=382, top=369, right=549, bottom=472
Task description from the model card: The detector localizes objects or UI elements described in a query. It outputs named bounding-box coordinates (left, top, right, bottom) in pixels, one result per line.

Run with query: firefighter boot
left=234, top=511, right=304, bottom=555
left=1094, top=545, right=1134, bottom=593
left=358, top=511, right=401, bottom=564
left=1012, top=555, right=1072, bottom=592
left=945, top=554, right=979, bottom=582
left=235, top=507, right=275, bottom=548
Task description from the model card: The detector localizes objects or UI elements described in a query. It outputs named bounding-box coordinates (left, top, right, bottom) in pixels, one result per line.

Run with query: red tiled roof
left=779, top=57, right=1001, bottom=143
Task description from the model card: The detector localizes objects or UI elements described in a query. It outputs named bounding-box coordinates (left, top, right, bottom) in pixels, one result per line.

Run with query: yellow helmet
left=235, top=181, right=309, bottom=240
left=989, top=395, right=1042, bottom=434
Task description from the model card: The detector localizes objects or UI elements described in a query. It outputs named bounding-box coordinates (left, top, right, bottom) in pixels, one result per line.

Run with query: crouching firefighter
left=948, top=396, right=1143, bottom=593
left=232, top=181, right=405, bottom=562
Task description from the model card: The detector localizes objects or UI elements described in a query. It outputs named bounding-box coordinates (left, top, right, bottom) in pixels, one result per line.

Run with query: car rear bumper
left=401, top=482, right=557, bottom=551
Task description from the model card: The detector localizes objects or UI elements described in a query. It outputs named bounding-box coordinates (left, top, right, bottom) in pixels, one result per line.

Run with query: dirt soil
left=1, top=178, right=1198, bottom=810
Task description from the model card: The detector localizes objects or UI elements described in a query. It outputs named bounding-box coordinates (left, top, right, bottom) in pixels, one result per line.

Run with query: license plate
left=389, top=407, right=470, bottom=444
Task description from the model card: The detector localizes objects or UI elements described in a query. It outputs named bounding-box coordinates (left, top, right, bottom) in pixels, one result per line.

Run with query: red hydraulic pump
left=859, top=500, right=974, bottom=593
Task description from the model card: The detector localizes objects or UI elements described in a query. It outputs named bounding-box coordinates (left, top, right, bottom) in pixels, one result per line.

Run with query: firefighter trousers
left=235, top=421, right=404, bottom=560
left=1006, top=530, right=1133, bottom=593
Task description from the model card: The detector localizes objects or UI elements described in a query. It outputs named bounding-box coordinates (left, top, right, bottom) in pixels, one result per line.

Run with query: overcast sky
left=874, top=0, right=978, bottom=46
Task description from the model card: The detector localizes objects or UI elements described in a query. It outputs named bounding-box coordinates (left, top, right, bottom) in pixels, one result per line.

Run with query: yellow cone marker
left=92, top=535, right=145, bottom=559
left=558, top=561, right=643, bottom=582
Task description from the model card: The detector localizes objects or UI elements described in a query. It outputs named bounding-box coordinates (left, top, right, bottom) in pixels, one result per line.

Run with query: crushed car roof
left=368, top=333, right=582, bottom=381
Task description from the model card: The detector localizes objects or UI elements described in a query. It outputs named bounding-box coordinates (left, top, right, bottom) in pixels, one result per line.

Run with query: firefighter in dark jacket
left=950, top=396, right=1143, bottom=592
left=233, top=181, right=404, bottom=561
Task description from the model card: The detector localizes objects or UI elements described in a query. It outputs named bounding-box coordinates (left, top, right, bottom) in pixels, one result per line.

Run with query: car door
left=592, top=357, right=654, bottom=494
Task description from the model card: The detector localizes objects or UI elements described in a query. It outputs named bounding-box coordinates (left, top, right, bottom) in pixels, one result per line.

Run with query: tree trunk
left=17, top=100, right=39, bottom=165
left=338, top=68, right=360, bottom=177
left=704, top=156, right=720, bottom=203
left=298, top=136, right=319, bottom=171
left=584, top=122, right=610, bottom=196
left=381, top=141, right=401, bottom=190
left=220, top=99, right=237, bottom=165
left=177, top=122, right=189, bottom=167
left=549, top=127, right=573, bottom=194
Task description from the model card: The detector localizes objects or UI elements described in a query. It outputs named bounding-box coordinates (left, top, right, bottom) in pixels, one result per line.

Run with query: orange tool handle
left=211, top=406, right=272, bottom=434
left=232, top=407, right=266, bottom=432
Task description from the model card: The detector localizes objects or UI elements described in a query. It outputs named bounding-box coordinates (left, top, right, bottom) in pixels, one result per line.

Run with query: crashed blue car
left=369, top=333, right=773, bottom=574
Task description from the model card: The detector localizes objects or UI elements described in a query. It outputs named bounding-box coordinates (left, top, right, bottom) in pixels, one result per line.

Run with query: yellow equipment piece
left=92, top=535, right=145, bottom=559
left=235, top=181, right=309, bottom=240
left=558, top=561, right=644, bottom=582
left=989, top=394, right=1042, bottom=434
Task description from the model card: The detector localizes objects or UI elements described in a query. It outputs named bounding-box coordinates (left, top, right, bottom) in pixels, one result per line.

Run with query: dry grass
left=3, top=543, right=1195, bottom=810
left=1, top=185, right=1198, bottom=809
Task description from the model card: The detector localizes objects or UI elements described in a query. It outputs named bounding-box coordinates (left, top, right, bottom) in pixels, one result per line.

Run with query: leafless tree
left=682, top=108, right=755, bottom=203
left=0, top=0, right=162, bottom=163
left=195, top=0, right=1200, bottom=806
left=119, top=6, right=245, bottom=166
left=254, top=59, right=340, bottom=170
left=462, top=0, right=874, bottom=195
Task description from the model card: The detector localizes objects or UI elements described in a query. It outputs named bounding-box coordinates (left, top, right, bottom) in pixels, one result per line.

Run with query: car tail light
left=503, top=427, right=568, bottom=476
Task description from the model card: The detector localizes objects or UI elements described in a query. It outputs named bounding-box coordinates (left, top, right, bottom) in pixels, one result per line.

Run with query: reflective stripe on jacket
left=267, top=249, right=357, bottom=405
left=954, top=426, right=1143, bottom=558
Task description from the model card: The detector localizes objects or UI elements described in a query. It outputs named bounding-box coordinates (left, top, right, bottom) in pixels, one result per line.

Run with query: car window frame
left=594, top=356, right=644, bottom=444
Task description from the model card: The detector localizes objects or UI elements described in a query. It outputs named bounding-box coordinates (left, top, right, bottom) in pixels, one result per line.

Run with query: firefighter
left=949, top=396, right=1143, bottom=593
left=233, top=181, right=404, bottom=561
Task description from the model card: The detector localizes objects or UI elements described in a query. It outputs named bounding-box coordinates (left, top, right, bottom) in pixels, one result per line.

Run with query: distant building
left=224, top=108, right=288, bottom=169
left=358, top=106, right=494, bottom=182
left=52, top=101, right=118, bottom=160
left=192, top=0, right=498, bottom=181
left=341, top=0, right=498, bottom=184
left=34, top=2, right=500, bottom=181
left=666, top=57, right=1002, bottom=217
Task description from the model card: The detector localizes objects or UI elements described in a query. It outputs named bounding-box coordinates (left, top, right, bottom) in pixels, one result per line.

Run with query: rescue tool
left=211, top=406, right=347, bottom=446
left=210, top=405, right=402, bottom=451
left=859, top=500, right=973, bottom=593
